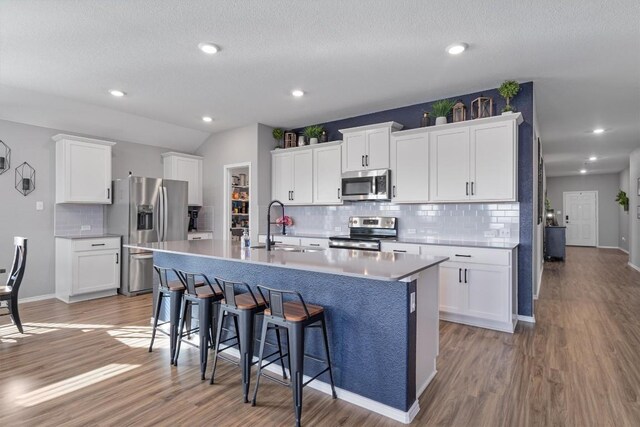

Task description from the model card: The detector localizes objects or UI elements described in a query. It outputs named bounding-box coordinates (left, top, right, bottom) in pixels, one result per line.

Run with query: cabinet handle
left=455, top=254, right=472, bottom=258
left=192, top=237, right=202, bottom=240
left=310, top=243, right=320, bottom=247
left=337, top=188, right=341, bottom=199
left=91, top=243, right=106, bottom=247
left=464, top=268, right=468, bottom=283
left=393, top=185, right=397, bottom=198
left=393, top=249, right=407, bottom=253
left=365, top=155, right=369, bottom=166
left=362, top=155, right=365, bottom=167
left=291, top=190, right=294, bottom=200
left=471, top=182, right=475, bottom=196
left=116, top=253, right=119, bottom=264
left=107, top=188, right=110, bottom=199
left=466, top=182, right=469, bottom=196
left=458, top=268, right=462, bottom=283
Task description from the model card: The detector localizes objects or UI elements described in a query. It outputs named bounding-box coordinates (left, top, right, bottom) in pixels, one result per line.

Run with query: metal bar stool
left=209, top=278, right=288, bottom=403
left=173, top=270, right=224, bottom=380
left=251, top=286, right=337, bottom=427
left=149, top=266, right=205, bottom=362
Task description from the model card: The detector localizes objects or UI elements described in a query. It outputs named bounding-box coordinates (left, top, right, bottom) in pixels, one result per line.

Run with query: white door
left=343, top=131, right=367, bottom=172
left=291, top=151, right=313, bottom=204
left=66, top=141, right=112, bottom=203
left=466, top=265, right=510, bottom=323
left=563, top=191, right=597, bottom=246
left=366, top=128, right=390, bottom=170
left=272, top=152, right=293, bottom=203
left=470, top=121, right=516, bottom=201
left=429, top=128, right=470, bottom=201
left=439, top=265, right=467, bottom=315
left=313, top=145, right=342, bottom=205
left=72, top=250, right=120, bottom=295
left=391, top=132, right=429, bottom=202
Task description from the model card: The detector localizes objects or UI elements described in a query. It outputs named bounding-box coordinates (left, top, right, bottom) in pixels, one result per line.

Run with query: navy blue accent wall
left=294, top=82, right=535, bottom=316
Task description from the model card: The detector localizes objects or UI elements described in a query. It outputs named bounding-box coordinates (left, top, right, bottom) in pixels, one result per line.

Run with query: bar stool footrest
left=302, top=367, right=329, bottom=388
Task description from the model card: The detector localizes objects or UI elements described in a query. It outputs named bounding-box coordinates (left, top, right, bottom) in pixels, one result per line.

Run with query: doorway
left=223, top=162, right=251, bottom=242
left=563, top=191, right=598, bottom=247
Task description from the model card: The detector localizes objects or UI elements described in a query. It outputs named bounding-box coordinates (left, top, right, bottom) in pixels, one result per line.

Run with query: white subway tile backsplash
left=54, top=204, right=105, bottom=236
left=285, top=202, right=519, bottom=244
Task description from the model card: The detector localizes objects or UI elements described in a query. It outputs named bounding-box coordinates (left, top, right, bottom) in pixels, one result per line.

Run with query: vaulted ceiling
left=1, top=1, right=638, bottom=176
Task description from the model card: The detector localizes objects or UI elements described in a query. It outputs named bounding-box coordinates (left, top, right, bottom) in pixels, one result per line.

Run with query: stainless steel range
left=329, top=216, right=398, bottom=251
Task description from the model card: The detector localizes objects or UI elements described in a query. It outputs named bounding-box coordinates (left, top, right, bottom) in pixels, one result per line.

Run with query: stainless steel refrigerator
left=106, top=176, right=188, bottom=295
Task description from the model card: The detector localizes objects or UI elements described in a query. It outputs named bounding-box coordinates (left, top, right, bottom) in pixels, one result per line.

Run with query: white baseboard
left=619, top=247, right=629, bottom=254
left=221, top=347, right=421, bottom=424
left=628, top=262, right=640, bottom=273
left=517, top=315, right=536, bottom=323
left=19, top=294, right=55, bottom=303
left=597, top=245, right=620, bottom=250
left=440, top=312, right=515, bottom=333
left=534, top=265, right=544, bottom=300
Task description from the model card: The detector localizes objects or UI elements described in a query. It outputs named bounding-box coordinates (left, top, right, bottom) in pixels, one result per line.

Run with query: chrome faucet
left=266, top=200, right=286, bottom=251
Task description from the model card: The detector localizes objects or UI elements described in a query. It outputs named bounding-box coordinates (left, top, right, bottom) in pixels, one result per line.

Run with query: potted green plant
left=616, top=190, right=629, bottom=211
left=272, top=128, right=284, bottom=149
left=498, top=80, right=520, bottom=113
left=431, top=99, right=455, bottom=125
left=303, top=125, right=324, bottom=145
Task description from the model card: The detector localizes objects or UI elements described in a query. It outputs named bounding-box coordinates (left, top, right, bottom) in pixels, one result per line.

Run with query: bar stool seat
left=264, top=301, right=323, bottom=322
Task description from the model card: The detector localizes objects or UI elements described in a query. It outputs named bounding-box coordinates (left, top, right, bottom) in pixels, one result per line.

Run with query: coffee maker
left=188, top=208, right=198, bottom=231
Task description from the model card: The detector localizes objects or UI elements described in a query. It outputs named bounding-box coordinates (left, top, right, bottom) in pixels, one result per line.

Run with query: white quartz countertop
left=125, top=240, right=448, bottom=282
left=55, top=234, right=122, bottom=240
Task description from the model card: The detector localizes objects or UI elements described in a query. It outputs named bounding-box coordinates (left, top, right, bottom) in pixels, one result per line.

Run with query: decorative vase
left=297, top=135, right=305, bottom=146
left=435, top=116, right=447, bottom=125
left=310, top=137, right=318, bottom=145
left=420, top=112, right=430, bottom=127
left=320, top=131, right=328, bottom=143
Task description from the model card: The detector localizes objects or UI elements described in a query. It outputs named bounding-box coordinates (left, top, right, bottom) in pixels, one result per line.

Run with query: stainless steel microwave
left=341, top=169, right=391, bottom=201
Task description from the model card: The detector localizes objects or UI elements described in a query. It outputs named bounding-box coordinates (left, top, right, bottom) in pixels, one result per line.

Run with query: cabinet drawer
left=258, top=235, right=301, bottom=246
left=381, top=242, right=421, bottom=254
left=188, top=232, right=213, bottom=241
left=73, top=238, right=120, bottom=252
left=299, top=238, right=329, bottom=248
left=420, top=245, right=511, bottom=266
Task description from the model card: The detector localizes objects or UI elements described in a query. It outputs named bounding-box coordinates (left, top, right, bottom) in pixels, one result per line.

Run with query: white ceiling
left=1, top=1, right=639, bottom=174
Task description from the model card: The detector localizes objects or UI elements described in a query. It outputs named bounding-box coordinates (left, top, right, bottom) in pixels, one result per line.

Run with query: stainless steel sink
left=251, top=245, right=325, bottom=253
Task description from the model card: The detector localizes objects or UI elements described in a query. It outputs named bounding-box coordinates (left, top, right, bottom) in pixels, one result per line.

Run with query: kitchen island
left=125, top=239, right=447, bottom=423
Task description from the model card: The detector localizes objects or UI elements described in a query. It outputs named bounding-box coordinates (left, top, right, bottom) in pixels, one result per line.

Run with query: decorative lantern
left=15, top=162, right=36, bottom=196
left=420, top=112, right=430, bottom=127
left=452, top=100, right=467, bottom=123
left=320, top=130, right=328, bottom=143
left=284, top=131, right=297, bottom=148
left=471, top=95, right=493, bottom=119
left=0, top=139, right=10, bottom=175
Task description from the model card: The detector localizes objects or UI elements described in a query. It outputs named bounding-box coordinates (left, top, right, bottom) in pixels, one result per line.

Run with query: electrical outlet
left=484, top=230, right=498, bottom=237
left=81, top=225, right=91, bottom=231
left=499, top=228, right=511, bottom=238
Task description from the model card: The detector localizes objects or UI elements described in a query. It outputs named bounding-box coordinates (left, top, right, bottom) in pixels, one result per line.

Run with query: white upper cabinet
left=313, top=144, right=343, bottom=205
left=54, top=134, right=115, bottom=204
left=430, top=113, right=522, bottom=202
left=272, top=149, right=313, bottom=205
left=162, top=152, right=203, bottom=206
left=340, top=122, right=403, bottom=172
left=390, top=129, right=429, bottom=203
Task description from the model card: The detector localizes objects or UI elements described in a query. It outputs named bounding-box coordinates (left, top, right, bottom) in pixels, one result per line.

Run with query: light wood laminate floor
left=1, top=247, right=639, bottom=426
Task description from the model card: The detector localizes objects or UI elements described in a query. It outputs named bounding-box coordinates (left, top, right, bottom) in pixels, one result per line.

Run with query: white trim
left=619, top=247, right=629, bottom=254
left=562, top=190, right=599, bottom=247
left=223, top=162, right=252, bottom=242
left=534, top=265, right=543, bottom=300
left=628, top=262, right=640, bottom=273
left=416, top=365, right=437, bottom=398
left=160, top=151, right=203, bottom=160
left=19, top=294, right=56, bottom=303
left=52, top=133, right=116, bottom=146
left=517, top=315, right=536, bottom=323
left=597, top=245, right=620, bottom=249
left=221, top=347, right=420, bottom=424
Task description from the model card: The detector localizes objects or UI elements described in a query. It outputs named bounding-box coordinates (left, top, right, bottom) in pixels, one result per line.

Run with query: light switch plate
left=80, top=225, right=91, bottom=231
left=410, top=292, right=416, bottom=313
left=36, top=201, right=44, bottom=211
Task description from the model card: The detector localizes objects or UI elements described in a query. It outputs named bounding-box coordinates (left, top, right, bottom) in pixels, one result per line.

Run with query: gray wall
left=0, top=119, right=174, bottom=299
left=547, top=173, right=620, bottom=248
left=619, top=167, right=630, bottom=252
left=630, top=148, right=640, bottom=269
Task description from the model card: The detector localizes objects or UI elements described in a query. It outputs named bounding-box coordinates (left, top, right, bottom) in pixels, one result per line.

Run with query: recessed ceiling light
left=198, top=42, right=219, bottom=54
left=580, top=169, right=587, bottom=174
left=291, top=89, right=304, bottom=97
left=109, top=89, right=126, bottom=97
left=202, top=116, right=213, bottom=123
left=593, top=128, right=605, bottom=134
left=446, top=43, right=468, bottom=55
left=589, top=156, right=597, bottom=161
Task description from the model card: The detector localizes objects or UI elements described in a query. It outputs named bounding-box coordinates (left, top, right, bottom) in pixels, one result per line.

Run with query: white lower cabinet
left=257, top=235, right=302, bottom=246
left=188, top=232, right=213, bottom=241
left=380, top=242, right=421, bottom=254
left=422, top=245, right=517, bottom=333
left=299, top=237, right=330, bottom=248
left=55, top=237, right=121, bottom=303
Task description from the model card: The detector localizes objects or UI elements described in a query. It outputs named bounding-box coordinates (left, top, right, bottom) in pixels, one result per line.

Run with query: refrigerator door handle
left=158, top=186, right=164, bottom=242
left=163, top=186, right=169, bottom=241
